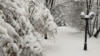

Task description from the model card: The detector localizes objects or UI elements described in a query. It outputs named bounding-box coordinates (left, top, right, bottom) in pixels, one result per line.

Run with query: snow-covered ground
left=42, top=27, right=100, bottom=56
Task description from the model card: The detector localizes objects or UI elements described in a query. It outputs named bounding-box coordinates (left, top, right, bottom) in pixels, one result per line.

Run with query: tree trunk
left=94, top=27, right=100, bottom=38
left=44, top=33, right=48, bottom=39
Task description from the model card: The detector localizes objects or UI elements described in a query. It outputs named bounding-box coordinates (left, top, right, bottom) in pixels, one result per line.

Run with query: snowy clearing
left=42, top=27, right=100, bottom=56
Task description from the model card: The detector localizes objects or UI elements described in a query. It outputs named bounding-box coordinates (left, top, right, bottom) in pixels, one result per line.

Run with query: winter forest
left=0, top=0, right=100, bottom=56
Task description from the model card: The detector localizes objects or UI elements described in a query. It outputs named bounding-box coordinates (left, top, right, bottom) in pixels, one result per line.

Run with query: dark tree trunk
left=85, top=0, right=94, bottom=37
left=44, top=33, right=48, bottom=39
left=93, top=0, right=99, bottom=38
left=94, top=27, right=100, bottom=38
left=45, top=0, right=54, bottom=11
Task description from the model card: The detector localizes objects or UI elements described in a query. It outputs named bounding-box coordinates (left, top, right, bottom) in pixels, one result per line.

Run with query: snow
left=45, top=21, right=57, bottom=31
left=42, top=27, right=100, bottom=56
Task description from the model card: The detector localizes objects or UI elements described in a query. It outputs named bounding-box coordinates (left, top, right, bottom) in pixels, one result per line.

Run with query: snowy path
left=42, top=27, right=100, bottom=56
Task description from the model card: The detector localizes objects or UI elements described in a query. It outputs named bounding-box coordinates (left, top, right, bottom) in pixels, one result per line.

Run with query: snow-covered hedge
left=0, top=0, right=57, bottom=56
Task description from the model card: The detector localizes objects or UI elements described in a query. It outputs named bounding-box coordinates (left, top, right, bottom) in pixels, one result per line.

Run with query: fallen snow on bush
left=0, top=0, right=57, bottom=56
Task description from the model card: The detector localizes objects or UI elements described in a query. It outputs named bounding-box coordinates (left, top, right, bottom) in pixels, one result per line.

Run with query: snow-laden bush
left=30, top=2, right=57, bottom=40
left=44, top=21, right=57, bottom=42
left=0, top=0, right=57, bottom=56
left=22, top=34, right=43, bottom=54
left=0, top=16, right=21, bottom=44
left=0, top=0, right=45, bottom=56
